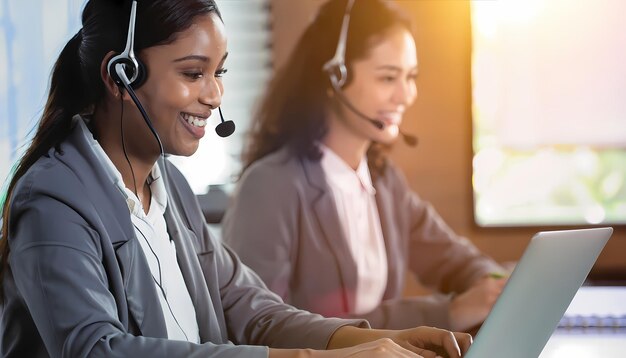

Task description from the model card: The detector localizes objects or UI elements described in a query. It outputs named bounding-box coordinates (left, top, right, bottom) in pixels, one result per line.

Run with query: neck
left=323, top=113, right=370, bottom=170
left=92, top=104, right=158, bottom=209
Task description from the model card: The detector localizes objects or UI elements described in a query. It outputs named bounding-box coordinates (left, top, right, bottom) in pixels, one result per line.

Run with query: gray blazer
left=0, top=122, right=366, bottom=357
left=223, top=148, right=502, bottom=330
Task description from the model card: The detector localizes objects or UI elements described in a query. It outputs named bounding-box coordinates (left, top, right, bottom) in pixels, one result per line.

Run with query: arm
left=327, top=326, right=472, bottom=358
left=403, top=188, right=509, bottom=331
left=338, top=165, right=503, bottom=331
left=392, top=169, right=503, bottom=293
left=217, top=233, right=371, bottom=349
left=265, top=325, right=473, bottom=358
left=392, top=165, right=506, bottom=330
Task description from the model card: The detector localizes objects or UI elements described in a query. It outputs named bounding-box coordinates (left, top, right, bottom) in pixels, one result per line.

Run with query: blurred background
left=1, top=0, right=625, bottom=279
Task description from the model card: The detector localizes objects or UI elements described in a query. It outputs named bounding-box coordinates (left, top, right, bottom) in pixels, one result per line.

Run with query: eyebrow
left=375, top=65, right=418, bottom=72
left=173, top=52, right=229, bottom=63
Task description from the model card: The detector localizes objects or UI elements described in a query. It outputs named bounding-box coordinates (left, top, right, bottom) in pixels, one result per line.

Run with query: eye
left=215, top=68, right=228, bottom=78
left=381, top=75, right=397, bottom=83
left=183, top=71, right=204, bottom=80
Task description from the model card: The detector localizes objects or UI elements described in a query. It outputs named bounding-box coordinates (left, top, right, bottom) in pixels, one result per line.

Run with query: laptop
left=465, top=227, right=613, bottom=358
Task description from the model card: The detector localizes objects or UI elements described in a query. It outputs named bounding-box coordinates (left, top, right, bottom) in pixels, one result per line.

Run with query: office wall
left=269, top=0, right=626, bottom=276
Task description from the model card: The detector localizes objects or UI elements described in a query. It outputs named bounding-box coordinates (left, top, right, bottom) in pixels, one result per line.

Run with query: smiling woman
left=223, top=0, right=506, bottom=334
left=105, top=12, right=228, bottom=160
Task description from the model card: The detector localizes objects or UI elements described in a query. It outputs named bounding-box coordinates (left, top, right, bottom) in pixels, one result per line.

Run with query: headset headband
left=322, top=0, right=355, bottom=89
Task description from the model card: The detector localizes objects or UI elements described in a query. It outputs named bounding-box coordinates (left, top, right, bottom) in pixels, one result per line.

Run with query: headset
left=106, top=0, right=236, bottom=144
left=322, top=0, right=418, bottom=147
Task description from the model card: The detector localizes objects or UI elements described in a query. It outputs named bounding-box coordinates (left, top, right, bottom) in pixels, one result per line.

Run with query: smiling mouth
left=377, top=112, right=403, bottom=126
left=181, top=112, right=208, bottom=127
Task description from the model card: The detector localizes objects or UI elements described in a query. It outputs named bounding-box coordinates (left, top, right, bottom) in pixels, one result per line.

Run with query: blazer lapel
left=162, top=163, right=226, bottom=343
left=64, top=122, right=168, bottom=337
left=373, top=175, right=403, bottom=299
left=302, top=158, right=358, bottom=314
left=113, top=238, right=168, bottom=338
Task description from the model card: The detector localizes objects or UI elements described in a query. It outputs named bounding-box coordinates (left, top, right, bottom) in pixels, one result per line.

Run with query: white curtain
left=0, top=0, right=84, bottom=201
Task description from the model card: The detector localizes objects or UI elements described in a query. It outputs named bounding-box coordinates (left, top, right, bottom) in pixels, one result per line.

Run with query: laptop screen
left=465, top=227, right=613, bottom=358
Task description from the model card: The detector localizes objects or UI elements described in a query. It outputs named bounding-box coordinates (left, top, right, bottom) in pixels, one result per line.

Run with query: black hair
left=0, top=0, right=222, bottom=295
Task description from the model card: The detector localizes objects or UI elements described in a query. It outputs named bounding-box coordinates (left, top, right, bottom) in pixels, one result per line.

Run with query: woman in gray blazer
left=0, top=0, right=471, bottom=357
left=224, top=0, right=507, bottom=332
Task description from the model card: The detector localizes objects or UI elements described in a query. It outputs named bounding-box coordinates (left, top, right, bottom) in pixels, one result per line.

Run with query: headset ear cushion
left=108, top=58, right=127, bottom=87
left=107, top=56, right=147, bottom=89
left=130, top=57, right=147, bottom=89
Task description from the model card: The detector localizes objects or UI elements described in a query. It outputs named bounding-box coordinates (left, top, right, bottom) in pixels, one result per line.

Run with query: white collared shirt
left=75, top=116, right=200, bottom=343
left=319, top=145, right=388, bottom=315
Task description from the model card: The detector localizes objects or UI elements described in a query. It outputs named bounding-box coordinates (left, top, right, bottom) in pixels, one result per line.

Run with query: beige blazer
left=223, top=147, right=502, bottom=330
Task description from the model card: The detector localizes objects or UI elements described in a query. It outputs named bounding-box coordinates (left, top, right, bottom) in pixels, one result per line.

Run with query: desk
left=539, top=285, right=626, bottom=357
left=540, top=328, right=626, bottom=357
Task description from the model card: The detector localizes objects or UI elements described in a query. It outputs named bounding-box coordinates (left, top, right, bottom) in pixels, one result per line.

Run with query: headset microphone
left=322, top=0, right=418, bottom=147
left=329, top=83, right=418, bottom=147
left=215, top=107, right=235, bottom=137
left=399, top=128, right=418, bottom=147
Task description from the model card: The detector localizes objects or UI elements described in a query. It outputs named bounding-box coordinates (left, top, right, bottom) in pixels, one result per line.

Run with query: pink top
left=319, top=145, right=388, bottom=314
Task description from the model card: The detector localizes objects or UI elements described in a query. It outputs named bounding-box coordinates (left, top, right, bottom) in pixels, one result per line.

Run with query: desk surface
left=539, top=285, right=626, bottom=357
left=540, top=328, right=626, bottom=357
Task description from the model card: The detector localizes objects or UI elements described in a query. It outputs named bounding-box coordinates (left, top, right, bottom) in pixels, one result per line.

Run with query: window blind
left=169, top=0, right=273, bottom=193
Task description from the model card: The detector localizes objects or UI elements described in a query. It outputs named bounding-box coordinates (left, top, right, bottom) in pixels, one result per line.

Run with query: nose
left=392, top=77, right=417, bottom=107
left=199, top=75, right=222, bottom=109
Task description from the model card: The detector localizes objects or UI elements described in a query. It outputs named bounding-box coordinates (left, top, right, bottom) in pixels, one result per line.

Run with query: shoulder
left=12, top=147, right=90, bottom=212
left=244, top=147, right=304, bottom=179
left=11, top=120, right=120, bottom=216
left=374, top=159, right=410, bottom=191
left=239, top=147, right=307, bottom=192
left=8, top=147, right=110, bottom=256
left=227, top=148, right=313, bottom=217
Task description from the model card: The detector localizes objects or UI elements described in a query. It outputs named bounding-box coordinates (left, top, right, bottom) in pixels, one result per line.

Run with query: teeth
left=182, top=113, right=207, bottom=127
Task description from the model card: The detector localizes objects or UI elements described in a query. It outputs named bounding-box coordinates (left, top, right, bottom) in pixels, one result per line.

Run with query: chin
left=373, top=130, right=399, bottom=145
left=377, top=137, right=397, bottom=145
left=169, top=143, right=200, bottom=158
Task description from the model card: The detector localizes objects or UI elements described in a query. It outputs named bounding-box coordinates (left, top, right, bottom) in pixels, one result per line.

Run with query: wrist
left=327, top=326, right=389, bottom=349
left=448, top=296, right=463, bottom=331
left=327, top=326, right=360, bottom=349
left=268, top=348, right=317, bottom=358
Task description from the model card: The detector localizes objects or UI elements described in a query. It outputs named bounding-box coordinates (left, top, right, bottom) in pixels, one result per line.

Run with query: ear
left=100, top=51, right=131, bottom=101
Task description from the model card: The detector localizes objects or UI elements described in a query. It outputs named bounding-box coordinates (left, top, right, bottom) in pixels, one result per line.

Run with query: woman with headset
left=224, top=0, right=507, bottom=332
left=0, top=0, right=471, bottom=357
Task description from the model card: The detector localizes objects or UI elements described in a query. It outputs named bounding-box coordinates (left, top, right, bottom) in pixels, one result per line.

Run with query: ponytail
left=0, top=29, right=88, bottom=296
left=51, top=30, right=90, bottom=119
